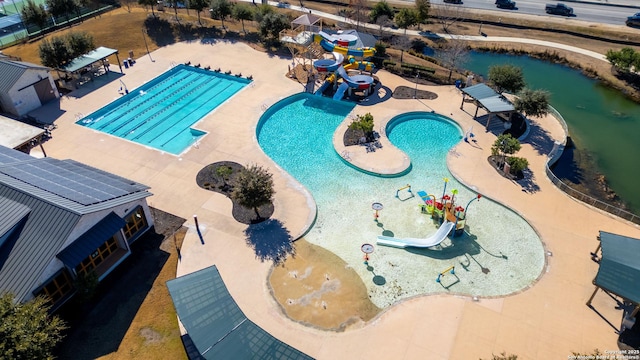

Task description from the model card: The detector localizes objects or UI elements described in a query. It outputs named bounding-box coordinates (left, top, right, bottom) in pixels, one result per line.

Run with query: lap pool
left=258, top=93, right=546, bottom=308
left=76, top=64, right=251, bottom=155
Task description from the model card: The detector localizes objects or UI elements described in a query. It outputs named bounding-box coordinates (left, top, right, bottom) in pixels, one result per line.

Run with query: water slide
left=313, top=32, right=375, bottom=58
left=376, top=221, right=455, bottom=248
left=336, top=66, right=374, bottom=90
left=313, top=52, right=344, bottom=72
left=333, top=82, right=349, bottom=100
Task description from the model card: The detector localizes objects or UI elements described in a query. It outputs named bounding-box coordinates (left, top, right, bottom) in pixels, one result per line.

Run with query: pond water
left=465, top=52, right=640, bottom=213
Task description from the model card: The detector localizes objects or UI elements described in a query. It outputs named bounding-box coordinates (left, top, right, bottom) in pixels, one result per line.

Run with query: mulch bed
left=195, top=161, right=274, bottom=224
left=392, top=85, right=438, bottom=100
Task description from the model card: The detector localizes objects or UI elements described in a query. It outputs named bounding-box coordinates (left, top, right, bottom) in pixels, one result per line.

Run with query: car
left=495, top=0, right=516, bottom=10
left=545, top=3, right=574, bottom=16
left=443, top=0, right=463, bottom=4
left=627, top=13, right=640, bottom=27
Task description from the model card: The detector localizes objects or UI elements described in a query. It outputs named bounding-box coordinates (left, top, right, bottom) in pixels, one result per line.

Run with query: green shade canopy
left=63, top=47, right=118, bottom=73
left=595, top=231, right=640, bottom=304
left=461, top=83, right=515, bottom=113
left=167, top=265, right=314, bottom=359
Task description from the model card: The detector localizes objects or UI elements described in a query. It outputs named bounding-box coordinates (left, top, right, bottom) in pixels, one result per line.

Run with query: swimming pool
left=258, top=93, right=546, bottom=308
left=76, top=64, right=251, bottom=155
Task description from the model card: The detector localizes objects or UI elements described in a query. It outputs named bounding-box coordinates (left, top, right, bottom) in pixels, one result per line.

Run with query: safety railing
left=545, top=105, right=639, bottom=224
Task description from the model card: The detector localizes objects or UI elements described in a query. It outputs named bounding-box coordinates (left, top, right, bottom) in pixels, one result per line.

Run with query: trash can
left=123, top=60, right=129, bottom=69
left=455, top=79, right=462, bottom=89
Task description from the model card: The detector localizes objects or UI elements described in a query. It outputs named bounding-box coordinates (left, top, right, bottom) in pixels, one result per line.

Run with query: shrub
left=506, top=156, right=529, bottom=173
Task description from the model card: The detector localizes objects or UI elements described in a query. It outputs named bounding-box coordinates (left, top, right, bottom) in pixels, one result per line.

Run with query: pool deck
left=38, top=40, right=640, bottom=359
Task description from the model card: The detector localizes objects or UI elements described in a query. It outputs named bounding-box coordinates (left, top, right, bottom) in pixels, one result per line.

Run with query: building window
left=75, top=236, right=119, bottom=275
left=36, top=269, right=74, bottom=304
left=123, top=207, right=147, bottom=241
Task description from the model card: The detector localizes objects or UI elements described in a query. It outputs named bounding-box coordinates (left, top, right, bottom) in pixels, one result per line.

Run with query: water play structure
left=312, top=32, right=376, bottom=100
left=376, top=221, right=455, bottom=248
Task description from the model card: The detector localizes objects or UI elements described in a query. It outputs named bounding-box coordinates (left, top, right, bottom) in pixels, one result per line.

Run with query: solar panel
left=0, top=158, right=148, bottom=206
left=0, top=146, right=33, bottom=165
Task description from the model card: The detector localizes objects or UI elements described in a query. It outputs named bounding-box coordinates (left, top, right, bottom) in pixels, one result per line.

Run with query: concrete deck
left=39, top=40, right=640, bottom=359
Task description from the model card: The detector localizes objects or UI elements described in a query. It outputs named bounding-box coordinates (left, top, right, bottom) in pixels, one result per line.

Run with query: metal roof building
left=460, top=83, right=516, bottom=129
left=0, top=145, right=153, bottom=307
left=0, top=56, right=60, bottom=118
left=167, top=265, right=314, bottom=360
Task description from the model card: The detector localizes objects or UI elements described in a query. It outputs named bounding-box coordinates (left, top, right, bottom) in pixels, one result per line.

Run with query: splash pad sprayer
left=361, top=243, right=374, bottom=265
left=372, top=202, right=383, bottom=222
left=436, top=265, right=455, bottom=283
left=464, top=193, right=482, bottom=214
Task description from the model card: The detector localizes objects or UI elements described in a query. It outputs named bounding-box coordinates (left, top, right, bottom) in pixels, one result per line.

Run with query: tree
left=437, top=37, right=468, bottom=82
left=253, top=4, right=273, bottom=24
left=232, top=164, right=275, bottom=219
left=491, top=133, right=521, bottom=168
left=488, top=64, right=525, bottom=94
left=39, top=36, right=71, bottom=68
left=0, top=293, right=66, bottom=359
left=350, top=0, right=368, bottom=31
left=348, top=113, right=375, bottom=141
left=168, top=0, right=181, bottom=20
left=65, top=31, right=94, bottom=58
left=392, top=35, right=411, bottom=63
left=210, top=0, right=231, bottom=29
left=259, top=12, right=289, bottom=41
left=375, top=15, right=392, bottom=37
left=21, top=0, right=49, bottom=34
left=432, top=3, right=467, bottom=33
left=415, top=0, right=430, bottom=26
left=369, top=0, right=393, bottom=23
left=189, top=0, right=209, bottom=24
left=395, top=8, right=419, bottom=34
left=506, top=156, right=529, bottom=174
left=232, top=2, right=253, bottom=33
left=138, top=0, right=156, bottom=17
left=515, top=88, right=550, bottom=118
left=216, top=165, right=233, bottom=189
left=606, top=47, right=640, bottom=74
left=46, top=0, right=78, bottom=26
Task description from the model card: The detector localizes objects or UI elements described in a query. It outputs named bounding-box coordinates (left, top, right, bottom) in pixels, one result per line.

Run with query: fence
left=0, top=5, right=114, bottom=50
left=545, top=105, right=640, bottom=225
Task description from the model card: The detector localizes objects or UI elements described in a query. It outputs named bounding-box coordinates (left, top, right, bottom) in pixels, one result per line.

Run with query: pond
left=465, top=52, right=640, bottom=213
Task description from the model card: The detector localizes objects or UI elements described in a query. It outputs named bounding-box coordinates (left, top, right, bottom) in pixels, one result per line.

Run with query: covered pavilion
left=60, top=47, right=123, bottom=89
left=0, top=115, right=46, bottom=156
left=167, top=265, right=314, bottom=360
left=460, top=83, right=516, bottom=129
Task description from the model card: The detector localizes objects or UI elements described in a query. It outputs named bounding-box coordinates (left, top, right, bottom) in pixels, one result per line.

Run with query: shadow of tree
left=244, top=219, right=295, bottom=265
left=521, top=118, right=557, bottom=156
left=517, top=168, right=541, bottom=193
left=144, top=16, right=177, bottom=47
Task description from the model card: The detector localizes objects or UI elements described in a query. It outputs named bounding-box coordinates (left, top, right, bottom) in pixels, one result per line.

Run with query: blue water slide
left=333, top=82, right=349, bottom=100
left=315, top=80, right=331, bottom=96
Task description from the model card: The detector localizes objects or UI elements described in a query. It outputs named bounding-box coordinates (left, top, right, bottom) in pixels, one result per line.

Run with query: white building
left=0, top=55, right=59, bottom=118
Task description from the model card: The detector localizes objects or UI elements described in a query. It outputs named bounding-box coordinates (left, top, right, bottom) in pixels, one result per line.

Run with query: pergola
left=587, top=231, right=640, bottom=320
left=460, top=83, right=516, bottom=129
left=62, top=46, right=123, bottom=75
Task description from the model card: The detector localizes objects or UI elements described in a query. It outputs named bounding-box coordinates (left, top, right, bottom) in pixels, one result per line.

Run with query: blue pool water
left=76, top=65, right=250, bottom=155
left=258, top=94, right=545, bottom=308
